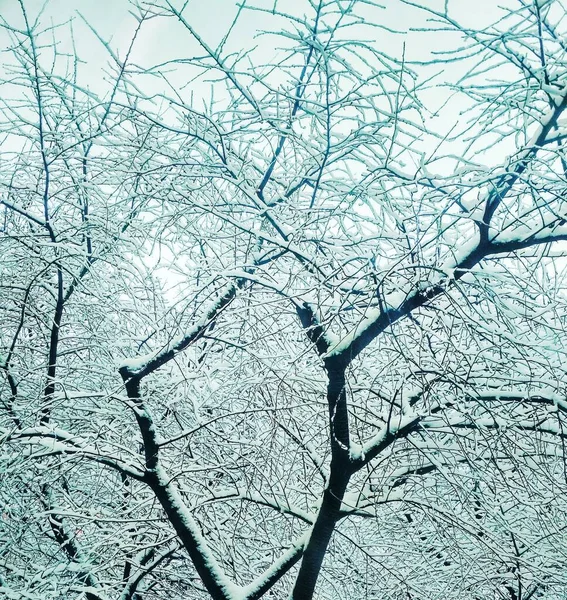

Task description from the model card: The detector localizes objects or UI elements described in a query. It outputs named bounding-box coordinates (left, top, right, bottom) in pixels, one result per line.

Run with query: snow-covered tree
left=2, top=0, right=567, bottom=598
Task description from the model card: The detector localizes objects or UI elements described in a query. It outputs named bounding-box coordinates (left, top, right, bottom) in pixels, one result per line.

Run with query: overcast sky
left=0, top=0, right=523, bottom=173
left=0, top=0, right=506, bottom=84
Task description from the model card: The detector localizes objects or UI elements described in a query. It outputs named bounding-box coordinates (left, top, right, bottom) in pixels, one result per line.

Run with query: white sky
left=0, top=0, right=506, bottom=92
left=0, top=0, right=540, bottom=225
left=0, top=0, right=518, bottom=169
left=0, top=2, right=511, bottom=111
left=3, top=0, right=565, bottom=306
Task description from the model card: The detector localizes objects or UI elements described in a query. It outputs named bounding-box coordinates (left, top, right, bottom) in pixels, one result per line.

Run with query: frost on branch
left=3, top=0, right=567, bottom=599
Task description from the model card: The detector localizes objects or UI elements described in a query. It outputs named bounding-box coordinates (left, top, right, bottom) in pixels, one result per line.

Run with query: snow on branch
left=323, top=88, right=567, bottom=365
left=241, top=532, right=310, bottom=600
left=3, top=426, right=145, bottom=480
left=350, top=411, right=422, bottom=469
left=119, top=284, right=237, bottom=381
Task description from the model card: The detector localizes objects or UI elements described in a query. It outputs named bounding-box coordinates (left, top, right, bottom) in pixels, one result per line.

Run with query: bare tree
left=3, top=0, right=567, bottom=599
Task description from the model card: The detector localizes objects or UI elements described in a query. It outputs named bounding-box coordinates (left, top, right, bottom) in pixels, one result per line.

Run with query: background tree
left=3, top=0, right=567, bottom=599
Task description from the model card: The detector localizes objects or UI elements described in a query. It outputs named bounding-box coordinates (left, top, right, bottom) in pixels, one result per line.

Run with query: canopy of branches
left=2, top=1, right=567, bottom=599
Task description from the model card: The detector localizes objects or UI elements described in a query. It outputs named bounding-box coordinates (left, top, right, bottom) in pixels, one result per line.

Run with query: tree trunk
left=289, top=361, right=353, bottom=599
left=291, top=464, right=350, bottom=599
